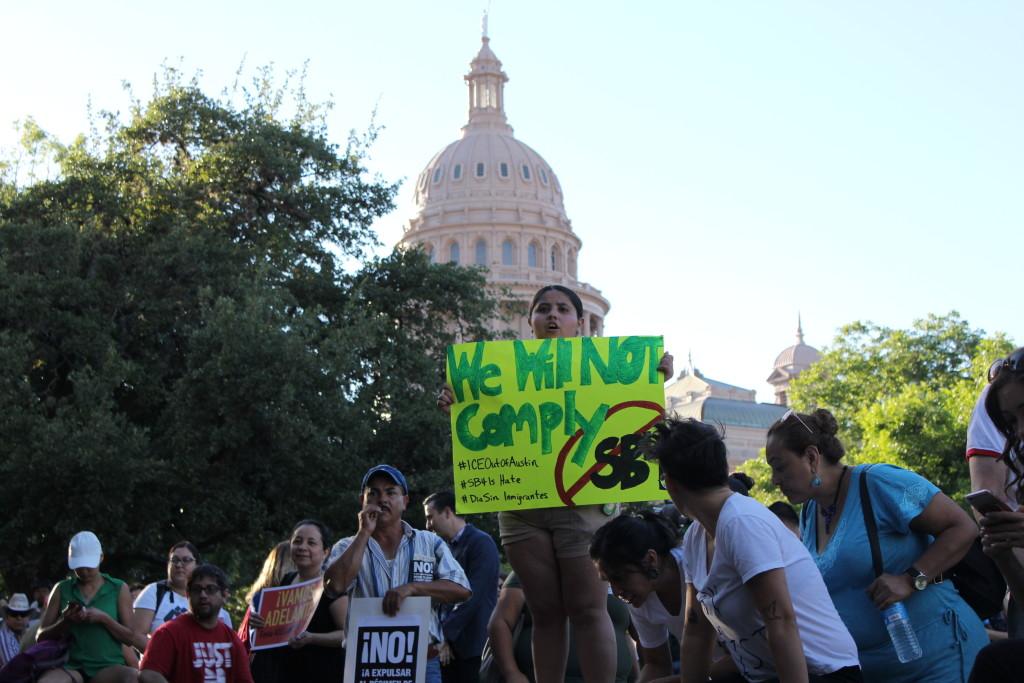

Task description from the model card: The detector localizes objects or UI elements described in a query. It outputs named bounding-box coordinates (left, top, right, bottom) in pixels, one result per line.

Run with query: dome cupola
left=766, top=316, right=822, bottom=406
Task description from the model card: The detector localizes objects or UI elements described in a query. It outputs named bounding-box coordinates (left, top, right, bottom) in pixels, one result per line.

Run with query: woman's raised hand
left=658, top=352, right=674, bottom=381
left=437, top=384, right=455, bottom=416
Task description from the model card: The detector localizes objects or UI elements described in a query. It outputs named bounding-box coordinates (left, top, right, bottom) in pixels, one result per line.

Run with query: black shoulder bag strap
left=859, top=465, right=884, bottom=579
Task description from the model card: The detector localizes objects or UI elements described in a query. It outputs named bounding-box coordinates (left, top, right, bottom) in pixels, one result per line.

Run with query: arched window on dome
left=539, top=168, right=549, bottom=185
left=550, top=245, right=562, bottom=272
left=476, top=162, right=485, bottom=178
left=568, top=249, right=577, bottom=277
left=433, top=167, right=443, bottom=184
left=502, top=239, right=514, bottom=265
left=475, top=239, right=487, bottom=265
left=527, top=241, right=539, bottom=268
left=449, top=242, right=460, bottom=264
left=453, top=164, right=462, bottom=180
left=521, top=165, right=531, bottom=181
left=499, top=162, right=509, bottom=179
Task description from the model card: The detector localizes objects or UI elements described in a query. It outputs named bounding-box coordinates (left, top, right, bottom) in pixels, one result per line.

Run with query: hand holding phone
left=966, top=489, right=1014, bottom=515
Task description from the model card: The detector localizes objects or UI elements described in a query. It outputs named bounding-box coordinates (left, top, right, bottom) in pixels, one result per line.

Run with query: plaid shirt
left=0, top=622, right=21, bottom=668
left=328, top=521, right=470, bottom=644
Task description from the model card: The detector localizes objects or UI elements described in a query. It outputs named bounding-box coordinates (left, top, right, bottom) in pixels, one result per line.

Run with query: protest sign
left=344, top=596, right=430, bottom=683
left=250, top=576, right=324, bottom=651
left=446, top=335, right=666, bottom=513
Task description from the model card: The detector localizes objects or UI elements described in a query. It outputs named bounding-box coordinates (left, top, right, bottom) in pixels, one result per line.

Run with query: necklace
left=820, top=466, right=849, bottom=534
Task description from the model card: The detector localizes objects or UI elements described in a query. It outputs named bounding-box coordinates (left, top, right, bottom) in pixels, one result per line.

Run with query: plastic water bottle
left=882, top=602, right=922, bottom=663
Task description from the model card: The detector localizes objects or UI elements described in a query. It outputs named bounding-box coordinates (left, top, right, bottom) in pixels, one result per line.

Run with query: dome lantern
left=766, top=315, right=821, bottom=406
left=464, top=27, right=512, bottom=135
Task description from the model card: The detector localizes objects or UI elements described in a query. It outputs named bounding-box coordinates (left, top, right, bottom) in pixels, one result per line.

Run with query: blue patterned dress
left=801, top=464, right=988, bottom=682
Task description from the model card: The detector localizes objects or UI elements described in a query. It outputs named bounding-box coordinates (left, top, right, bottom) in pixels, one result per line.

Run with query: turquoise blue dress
left=801, top=464, right=987, bottom=683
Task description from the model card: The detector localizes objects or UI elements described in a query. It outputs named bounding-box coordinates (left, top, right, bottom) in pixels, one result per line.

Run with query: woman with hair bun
left=653, top=417, right=861, bottom=683
left=766, top=408, right=987, bottom=682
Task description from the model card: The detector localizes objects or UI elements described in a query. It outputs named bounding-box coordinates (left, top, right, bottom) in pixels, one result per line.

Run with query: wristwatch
left=905, top=566, right=928, bottom=591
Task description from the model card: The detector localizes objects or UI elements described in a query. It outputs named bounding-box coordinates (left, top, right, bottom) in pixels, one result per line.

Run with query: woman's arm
left=486, top=586, right=530, bottom=683
left=129, top=604, right=156, bottom=650
left=290, top=595, right=348, bottom=649
left=679, top=583, right=715, bottom=683
left=868, top=492, right=977, bottom=607
left=36, top=583, right=73, bottom=641
left=636, top=642, right=673, bottom=683
left=745, top=568, right=807, bottom=683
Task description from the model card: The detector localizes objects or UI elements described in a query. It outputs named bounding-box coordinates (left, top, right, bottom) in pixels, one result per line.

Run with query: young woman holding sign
left=248, top=519, right=346, bottom=683
left=440, top=284, right=672, bottom=683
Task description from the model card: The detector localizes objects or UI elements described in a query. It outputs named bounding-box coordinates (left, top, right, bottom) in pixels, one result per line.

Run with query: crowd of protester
left=1, top=286, right=1022, bottom=683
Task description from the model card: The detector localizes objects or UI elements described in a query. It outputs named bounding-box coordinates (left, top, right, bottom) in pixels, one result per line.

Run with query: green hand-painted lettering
left=447, top=342, right=502, bottom=402
left=539, top=401, right=563, bottom=454
left=515, top=339, right=554, bottom=391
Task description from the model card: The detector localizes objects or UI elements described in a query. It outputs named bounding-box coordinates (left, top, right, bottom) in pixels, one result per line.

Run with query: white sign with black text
left=344, top=596, right=430, bottom=683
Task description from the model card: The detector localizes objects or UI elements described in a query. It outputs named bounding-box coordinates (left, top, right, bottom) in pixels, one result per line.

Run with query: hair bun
left=811, top=408, right=839, bottom=437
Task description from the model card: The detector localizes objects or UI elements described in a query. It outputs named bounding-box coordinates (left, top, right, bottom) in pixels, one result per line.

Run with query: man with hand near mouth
left=326, top=464, right=472, bottom=683
left=139, top=565, right=253, bottom=683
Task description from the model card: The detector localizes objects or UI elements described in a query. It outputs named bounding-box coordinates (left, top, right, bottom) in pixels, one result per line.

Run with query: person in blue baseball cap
left=360, top=464, right=408, bottom=494
left=326, top=464, right=472, bottom=683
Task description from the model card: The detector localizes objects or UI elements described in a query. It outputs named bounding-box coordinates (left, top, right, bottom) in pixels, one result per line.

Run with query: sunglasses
left=188, top=584, right=223, bottom=597
left=989, top=349, right=1024, bottom=384
left=778, top=408, right=813, bottom=434
left=169, top=557, right=196, bottom=566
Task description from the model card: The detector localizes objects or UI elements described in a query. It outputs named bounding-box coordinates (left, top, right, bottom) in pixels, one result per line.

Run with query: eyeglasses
left=169, top=557, right=196, bottom=566
left=989, top=349, right=1024, bottom=383
left=778, top=409, right=813, bottom=434
left=188, top=584, right=223, bottom=596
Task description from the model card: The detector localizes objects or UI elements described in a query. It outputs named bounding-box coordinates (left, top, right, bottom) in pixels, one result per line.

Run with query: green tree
left=0, top=69, right=499, bottom=592
left=785, top=313, right=1013, bottom=501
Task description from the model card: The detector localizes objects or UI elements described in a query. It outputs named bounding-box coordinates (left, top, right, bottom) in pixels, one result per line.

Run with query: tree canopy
left=742, top=313, right=1014, bottom=506
left=0, top=70, right=499, bottom=591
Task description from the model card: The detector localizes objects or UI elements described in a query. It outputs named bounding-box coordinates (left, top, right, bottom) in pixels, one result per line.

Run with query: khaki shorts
left=498, top=504, right=619, bottom=559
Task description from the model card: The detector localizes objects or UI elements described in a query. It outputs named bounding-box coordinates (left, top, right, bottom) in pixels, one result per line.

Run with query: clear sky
left=2, top=1, right=1020, bottom=399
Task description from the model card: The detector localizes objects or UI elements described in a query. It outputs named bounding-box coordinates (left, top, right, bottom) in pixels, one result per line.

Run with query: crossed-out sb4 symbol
left=590, top=433, right=650, bottom=491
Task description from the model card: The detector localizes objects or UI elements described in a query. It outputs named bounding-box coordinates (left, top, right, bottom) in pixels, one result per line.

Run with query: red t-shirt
left=141, top=613, right=254, bottom=683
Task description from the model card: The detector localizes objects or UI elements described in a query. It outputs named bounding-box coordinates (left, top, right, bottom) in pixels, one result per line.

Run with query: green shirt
left=58, top=573, right=126, bottom=676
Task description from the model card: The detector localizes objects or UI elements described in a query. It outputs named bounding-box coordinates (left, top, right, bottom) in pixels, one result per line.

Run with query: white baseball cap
left=68, top=531, right=102, bottom=569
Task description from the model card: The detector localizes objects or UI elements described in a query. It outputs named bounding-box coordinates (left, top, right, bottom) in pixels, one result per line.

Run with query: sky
left=2, top=1, right=1021, bottom=399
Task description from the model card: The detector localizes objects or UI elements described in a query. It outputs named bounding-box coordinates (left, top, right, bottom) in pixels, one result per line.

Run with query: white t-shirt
left=630, top=546, right=686, bottom=649
left=682, top=494, right=858, bottom=682
left=967, top=385, right=1007, bottom=460
left=133, top=582, right=233, bottom=634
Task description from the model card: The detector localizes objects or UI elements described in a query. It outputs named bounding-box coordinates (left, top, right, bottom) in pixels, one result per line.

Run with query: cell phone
left=966, top=489, right=1013, bottom=515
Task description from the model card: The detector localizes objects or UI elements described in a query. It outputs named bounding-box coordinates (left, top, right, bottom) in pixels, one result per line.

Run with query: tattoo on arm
left=763, top=600, right=781, bottom=621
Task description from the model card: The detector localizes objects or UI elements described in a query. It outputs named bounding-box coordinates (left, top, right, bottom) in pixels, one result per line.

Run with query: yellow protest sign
left=446, top=336, right=667, bottom=513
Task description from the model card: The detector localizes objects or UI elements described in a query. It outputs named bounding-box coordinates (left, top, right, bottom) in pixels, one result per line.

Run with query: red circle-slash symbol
left=554, top=400, right=663, bottom=506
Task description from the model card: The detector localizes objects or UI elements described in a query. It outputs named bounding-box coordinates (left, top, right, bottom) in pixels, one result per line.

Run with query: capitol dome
left=400, top=31, right=610, bottom=340
left=766, top=317, right=821, bottom=406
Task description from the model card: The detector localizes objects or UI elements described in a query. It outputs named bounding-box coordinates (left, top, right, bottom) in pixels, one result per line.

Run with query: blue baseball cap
left=361, top=464, right=409, bottom=494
